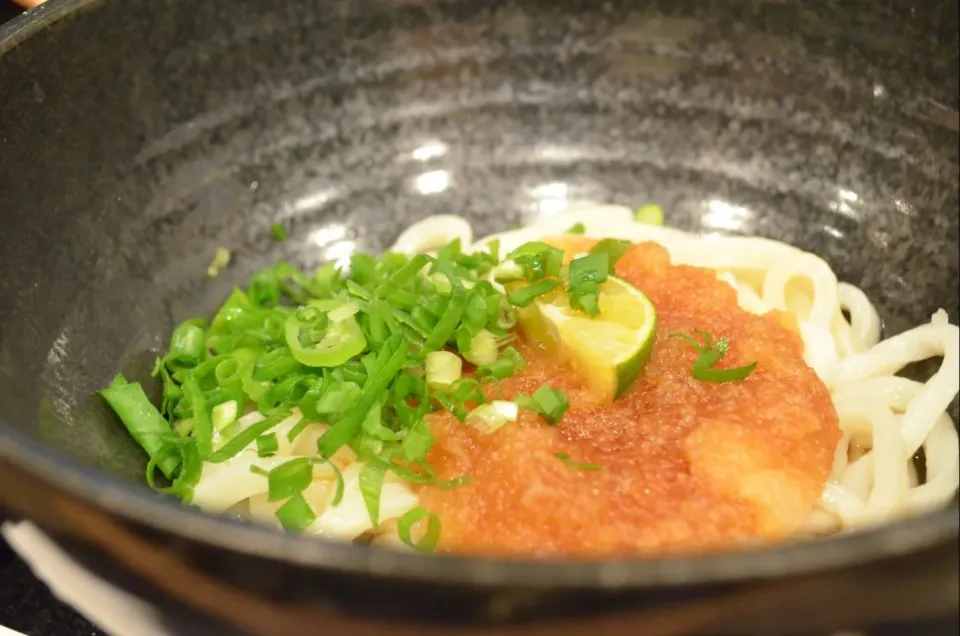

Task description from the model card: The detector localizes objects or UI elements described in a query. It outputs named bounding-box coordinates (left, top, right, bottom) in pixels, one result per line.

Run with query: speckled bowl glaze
left=0, top=1, right=957, bottom=634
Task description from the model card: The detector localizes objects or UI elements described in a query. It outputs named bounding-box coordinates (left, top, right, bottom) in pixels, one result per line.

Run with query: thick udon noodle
left=191, top=203, right=960, bottom=546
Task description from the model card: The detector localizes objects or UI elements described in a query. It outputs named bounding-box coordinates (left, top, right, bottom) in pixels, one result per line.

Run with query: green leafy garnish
left=565, top=222, right=586, bottom=235
left=397, top=507, right=442, bottom=552
left=588, top=239, right=632, bottom=272
left=275, top=493, right=316, bottom=532
left=256, top=433, right=278, bottom=457
left=99, top=375, right=181, bottom=479
left=100, top=232, right=588, bottom=544
left=207, top=247, right=232, bottom=278
left=670, top=331, right=758, bottom=383
left=515, top=383, right=570, bottom=425
left=567, top=252, right=609, bottom=317
left=507, top=280, right=559, bottom=308
left=554, top=452, right=602, bottom=471
left=271, top=223, right=288, bottom=242
left=359, top=459, right=388, bottom=528
left=635, top=203, right=665, bottom=226
left=267, top=458, right=314, bottom=502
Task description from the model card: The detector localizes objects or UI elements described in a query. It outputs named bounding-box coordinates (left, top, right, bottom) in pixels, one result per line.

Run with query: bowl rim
left=2, top=416, right=957, bottom=589
left=1, top=0, right=957, bottom=590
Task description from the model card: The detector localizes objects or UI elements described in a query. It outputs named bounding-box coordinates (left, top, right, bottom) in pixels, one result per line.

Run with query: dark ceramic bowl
left=1, top=1, right=958, bottom=634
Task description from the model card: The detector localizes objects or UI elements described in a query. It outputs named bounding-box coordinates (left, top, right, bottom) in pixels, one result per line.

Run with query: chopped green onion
left=491, top=260, right=524, bottom=283
left=518, top=384, right=570, bottom=425
left=465, top=400, right=518, bottom=434
left=397, top=507, right=442, bottom=552
left=271, top=223, right=288, bottom=242
left=670, top=331, right=758, bottom=383
left=566, top=222, right=586, bottom=234
left=104, top=228, right=554, bottom=549
left=252, top=348, right=302, bottom=383
left=635, top=203, right=665, bottom=226
left=429, top=272, right=453, bottom=294
left=507, top=242, right=564, bottom=281
left=314, top=382, right=361, bottom=414
left=174, top=419, right=194, bottom=437
left=461, top=329, right=498, bottom=365
left=568, top=253, right=609, bottom=287
left=327, top=301, right=359, bottom=323
left=285, top=416, right=311, bottom=443
left=486, top=239, right=500, bottom=263
left=569, top=280, right=601, bottom=317
left=267, top=457, right=314, bottom=502
left=146, top=438, right=201, bottom=499
left=359, top=459, right=388, bottom=528
left=168, top=323, right=206, bottom=367
left=424, top=291, right=468, bottom=351
left=256, top=433, right=278, bottom=457
left=99, top=376, right=181, bottom=479
left=476, top=346, right=525, bottom=380
left=275, top=493, right=316, bottom=532
left=588, top=239, right=632, bottom=270
left=402, top=418, right=435, bottom=463
left=435, top=474, right=473, bottom=489
left=206, top=408, right=292, bottom=463
left=326, top=460, right=346, bottom=506
left=567, top=252, right=611, bottom=317
left=361, top=402, right=399, bottom=441
left=495, top=301, right=518, bottom=330
left=284, top=301, right=366, bottom=367
left=507, top=280, right=559, bottom=308
left=317, top=335, right=409, bottom=458
left=211, top=400, right=238, bottom=432
left=207, top=247, right=232, bottom=278
left=181, top=375, right=213, bottom=457
left=425, top=351, right=462, bottom=389
left=554, top=452, right=602, bottom=471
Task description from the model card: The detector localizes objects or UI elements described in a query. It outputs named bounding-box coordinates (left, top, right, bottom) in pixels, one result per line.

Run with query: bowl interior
left=0, top=0, right=957, bottom=527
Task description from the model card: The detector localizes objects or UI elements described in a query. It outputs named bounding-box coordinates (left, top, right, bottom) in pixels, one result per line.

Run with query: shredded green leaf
left=207, top=247, right=232, bottom=278
left=267, top=457, right=314, bottom=502
left=256, top=433, right=278, bottom=457
left=271, top=223, right=288, bottom=242
left=359, top=459, right=388, bottom=528
left=275, top=493, right=316, bottom=532
left=635, top=203, right=665, bottom=226
left=554, top=452, right=602, bottom=471
left=397, top=507, right=442, bottom=552
left=670, top=331, right=758, bottom=383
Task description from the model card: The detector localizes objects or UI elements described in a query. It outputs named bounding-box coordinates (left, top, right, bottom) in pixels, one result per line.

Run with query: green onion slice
left=588, top=239, right=632, bottom=270
left=267, top=457, right=314, bottom=502
left=507, top=280, right=559, bottom=308
left=256, top=433, right=279, bottom=457
left=635, top=203, right=665, bottom=226
left=284, top=300, right=367, bottom=367
left=275, top=493, right=316, bottom=532
left=100, top=375, right=181, bottom=479
left=670, top=331, right=758, bottom=383
left=554, top=452, right=602, bottom=471
left=359, top=459, right=388, bottom=528
left=397, top=507, right=442, bottom=552
left=206, top=409, right=293, bottom=463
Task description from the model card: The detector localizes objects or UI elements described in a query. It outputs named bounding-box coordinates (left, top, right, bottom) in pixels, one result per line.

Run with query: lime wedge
left=520, top=277, right=657, bottom=399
